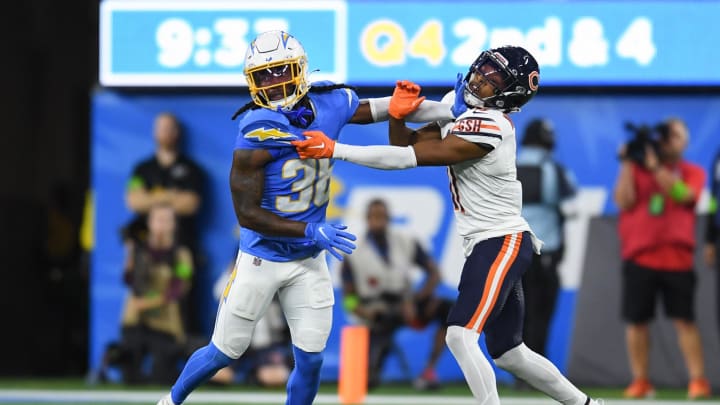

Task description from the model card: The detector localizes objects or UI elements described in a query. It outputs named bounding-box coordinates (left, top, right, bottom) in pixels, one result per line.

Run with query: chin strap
left=277, top=105, right=314, bottom=128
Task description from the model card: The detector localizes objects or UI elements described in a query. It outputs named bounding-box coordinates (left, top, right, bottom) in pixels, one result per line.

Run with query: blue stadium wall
left=90, top=90, right=720, bottom=384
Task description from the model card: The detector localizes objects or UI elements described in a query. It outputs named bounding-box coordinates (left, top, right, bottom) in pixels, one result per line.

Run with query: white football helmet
left=244, top=30, right=309, bottom=111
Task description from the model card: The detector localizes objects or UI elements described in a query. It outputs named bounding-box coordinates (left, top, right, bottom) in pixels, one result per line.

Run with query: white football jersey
left=438, top=92, right=541, bottom=256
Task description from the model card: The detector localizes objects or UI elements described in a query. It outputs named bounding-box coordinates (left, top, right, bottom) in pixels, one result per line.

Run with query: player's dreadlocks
left=231, top=83, right=358, bottom=120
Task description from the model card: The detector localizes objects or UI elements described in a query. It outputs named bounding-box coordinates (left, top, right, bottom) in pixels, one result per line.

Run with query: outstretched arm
left=350, top=79, right=458, bottom=125
left=293, top=79, right=484, bottom=168
left=293, top=129, right=487, bottom=169
left=400, top=130, right=489, bottom=166
left=390, top=119, right=442, bottom=147
left=387, top=80, right=446, bottom=146
left=351, top=98, right=455, bottom=124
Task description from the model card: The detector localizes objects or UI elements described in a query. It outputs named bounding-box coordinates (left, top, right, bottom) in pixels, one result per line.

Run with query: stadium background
left=2, top=0, right=719, bottom=396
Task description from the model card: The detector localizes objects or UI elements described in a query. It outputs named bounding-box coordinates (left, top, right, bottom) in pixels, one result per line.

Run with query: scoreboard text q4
left=100, top=0, right=720, bottom=87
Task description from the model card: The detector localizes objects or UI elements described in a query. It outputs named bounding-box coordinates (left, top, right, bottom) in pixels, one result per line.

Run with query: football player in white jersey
left=293, top=46, right=601, bottom=405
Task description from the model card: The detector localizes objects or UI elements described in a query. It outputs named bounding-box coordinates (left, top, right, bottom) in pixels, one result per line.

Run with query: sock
left=494, top=343, right=586, bottom=405
left=445, top=326, right=500, bottom=405
left=286, top=345, right=323, bottom=405
left=170, top=343, right=233, bottom=404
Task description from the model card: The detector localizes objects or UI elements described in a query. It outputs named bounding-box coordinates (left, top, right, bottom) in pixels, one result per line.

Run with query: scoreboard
left=100, top=0, right=720, bottom=87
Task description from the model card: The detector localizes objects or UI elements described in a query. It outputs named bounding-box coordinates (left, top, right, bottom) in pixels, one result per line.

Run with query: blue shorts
left=447, top=232, right=533, bottom=358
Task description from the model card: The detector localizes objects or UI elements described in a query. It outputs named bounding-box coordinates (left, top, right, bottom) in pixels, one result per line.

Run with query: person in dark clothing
left=516, top=118, right=577, bottom=360
left=118, top=203, right=193, bottom=384
left=124, top=112, right=204, bottom=334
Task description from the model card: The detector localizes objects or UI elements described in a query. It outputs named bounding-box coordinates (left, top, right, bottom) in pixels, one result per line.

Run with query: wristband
left=648, top=193, right=664, bottom=215
left=127, top=176, right=144, bottom=191
left=343, top=294, right=360, bottom=312
left=669, top=180, right=690, bottom=202
left=174, top=261, right=193, bottom=280
left=709, top=196, right=718, bottom=214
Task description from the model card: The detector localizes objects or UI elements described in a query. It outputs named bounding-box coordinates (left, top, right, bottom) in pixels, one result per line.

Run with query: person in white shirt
left=342, top=198, right=453, bottom=390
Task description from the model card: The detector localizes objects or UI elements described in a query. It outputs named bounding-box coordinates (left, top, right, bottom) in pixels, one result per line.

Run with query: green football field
left=0, top=379, right=717, bottom=405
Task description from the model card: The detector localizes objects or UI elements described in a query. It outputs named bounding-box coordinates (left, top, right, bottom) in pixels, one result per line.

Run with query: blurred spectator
left=210, top=260, right=292, bottom=387
left=116, top=203, right=193, bottom=384
left=703, top=146, right=720, bottom=337
left=613, top=117, right=710, bottom=399
left=123, top=112, right=205, bottom=334
left=341, top=198, right=453, bottom=390
left=516, top=118, right=577, bottom=360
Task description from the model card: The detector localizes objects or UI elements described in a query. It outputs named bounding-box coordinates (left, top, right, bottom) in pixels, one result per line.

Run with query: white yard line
left=0, top=390, right=716, bottom=405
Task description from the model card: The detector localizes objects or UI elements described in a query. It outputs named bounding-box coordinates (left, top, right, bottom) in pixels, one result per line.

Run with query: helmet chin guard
left=462, top=87, right=484, bottom=109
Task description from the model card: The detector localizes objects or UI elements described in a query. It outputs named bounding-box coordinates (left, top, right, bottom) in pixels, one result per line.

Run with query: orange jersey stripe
left=480, top=124, right=500, bottom=131
left=474, top=233, right=523, bottom=332
left=464, top=233, right=523, bottom=332
left=465, top=235, right=511, bottom=328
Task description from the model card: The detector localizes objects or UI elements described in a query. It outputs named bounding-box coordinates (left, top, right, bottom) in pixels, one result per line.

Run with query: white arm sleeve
left=333, top=143, right=417, bottom=170
left=365, top=97, right=454, bottom=123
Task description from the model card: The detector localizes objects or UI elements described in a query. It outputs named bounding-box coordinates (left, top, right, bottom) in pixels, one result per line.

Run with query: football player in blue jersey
left=157, top=30, right=458, bottom=405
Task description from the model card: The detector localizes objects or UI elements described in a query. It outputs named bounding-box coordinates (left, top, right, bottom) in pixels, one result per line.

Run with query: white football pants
left=211, top=250, right=334, bottom=358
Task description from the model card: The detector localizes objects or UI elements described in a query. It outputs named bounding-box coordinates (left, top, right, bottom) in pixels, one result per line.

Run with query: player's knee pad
left=292, top=327, right=330, bottom=353
left=445, top=325, right=465, bottom=350
left=211, top=331, right=252, bottom=359
left=492, top=343, right=530, bottom=373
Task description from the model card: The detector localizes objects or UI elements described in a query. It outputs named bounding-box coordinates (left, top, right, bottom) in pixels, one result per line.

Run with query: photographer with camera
left=341, top=198, right=453, bottom=391
left=613, top=117, right=710, bottom=399
left=116, top=202, right=194, bottom=384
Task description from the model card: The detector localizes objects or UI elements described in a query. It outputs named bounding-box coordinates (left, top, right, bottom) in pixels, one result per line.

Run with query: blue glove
left=304, top=222, right=357, bottom=261
left=451, top=72, right=468, bottom=118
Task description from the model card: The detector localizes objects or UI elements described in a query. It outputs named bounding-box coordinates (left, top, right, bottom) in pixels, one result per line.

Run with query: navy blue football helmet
left=463, top=46, right=540, bottom=112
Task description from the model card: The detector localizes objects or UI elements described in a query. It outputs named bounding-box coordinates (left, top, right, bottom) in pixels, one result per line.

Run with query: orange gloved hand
left=291, top=130, right=335, bottom=159
left=388, top=80, right=426, bottom=119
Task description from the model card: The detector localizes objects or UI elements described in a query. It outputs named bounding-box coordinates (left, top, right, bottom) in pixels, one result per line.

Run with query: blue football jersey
left=234, top=82, right=360, bottom=261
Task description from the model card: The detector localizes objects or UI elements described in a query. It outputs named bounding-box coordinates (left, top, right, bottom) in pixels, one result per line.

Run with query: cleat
left=688, top=378, right=711, bottom=400
left=623, top=378, right=655, bottom=399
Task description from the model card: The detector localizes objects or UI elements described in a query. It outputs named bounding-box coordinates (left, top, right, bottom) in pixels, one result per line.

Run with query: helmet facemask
left=245, top=58, right=307, bottom=111
left=243, top=31, right=309, bottom=111
left=463, top=48, right=537, bottom=112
